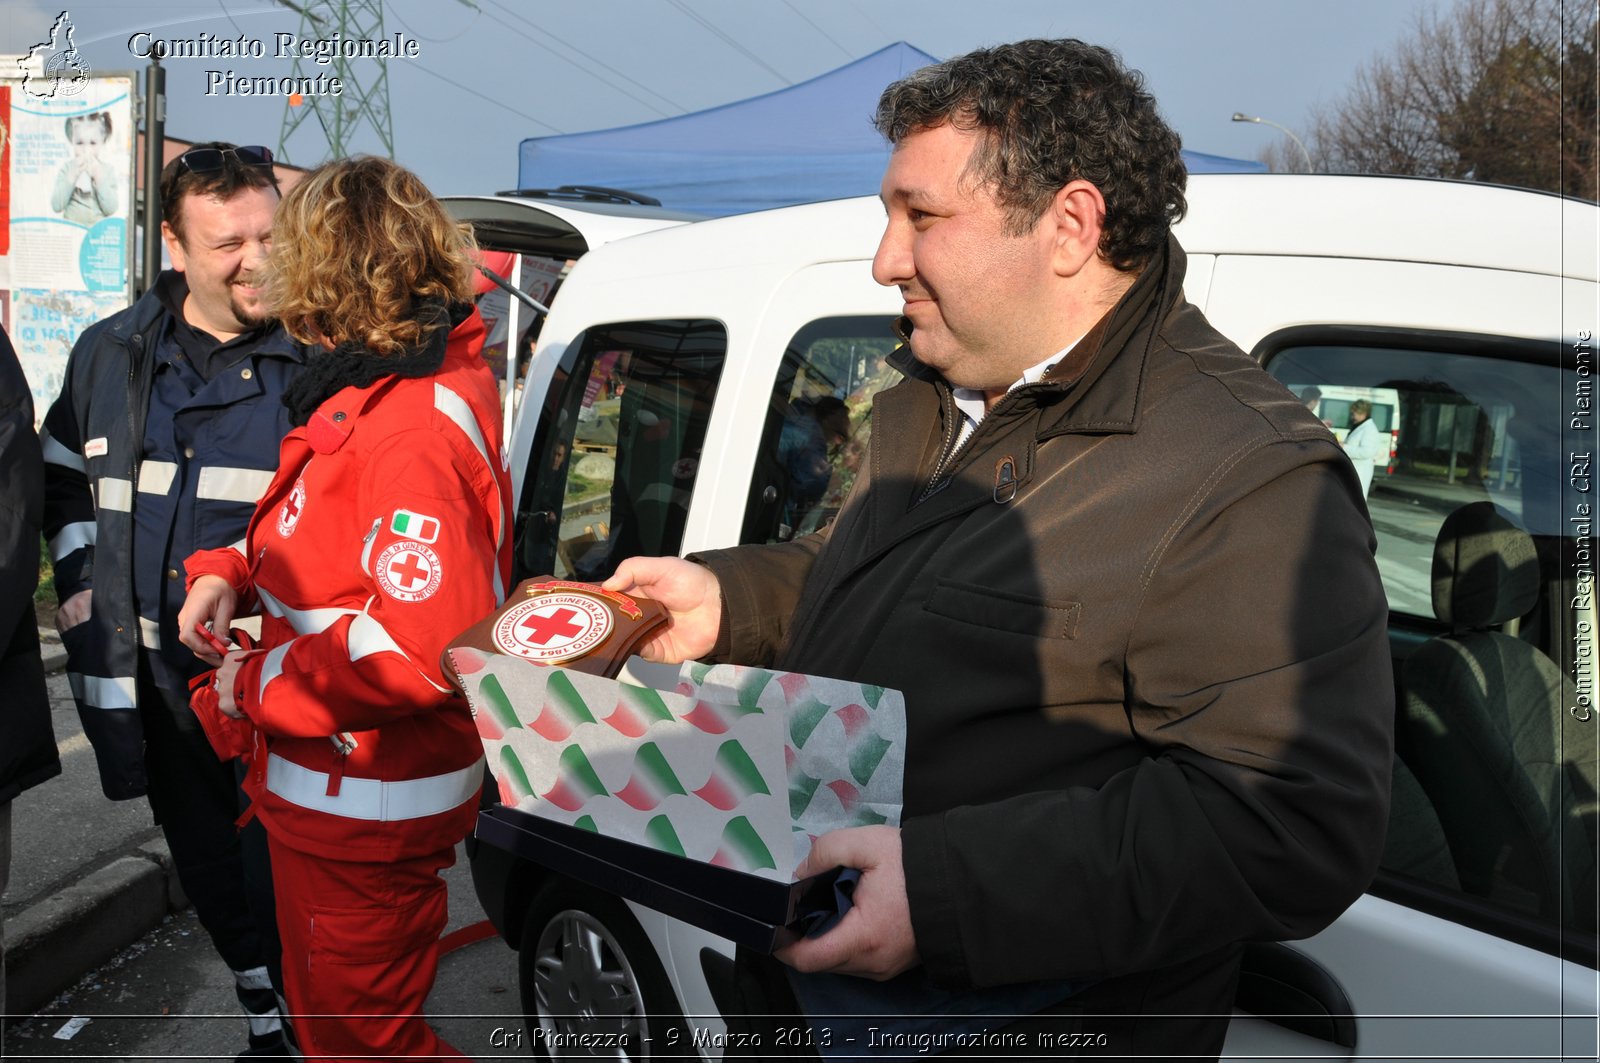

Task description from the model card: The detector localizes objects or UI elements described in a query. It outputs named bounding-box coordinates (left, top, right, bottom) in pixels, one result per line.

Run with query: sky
left=1, top=0, right=1461, bottom=197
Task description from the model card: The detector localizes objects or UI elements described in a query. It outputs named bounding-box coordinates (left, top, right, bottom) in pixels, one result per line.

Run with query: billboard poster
left=0, top=71, right=135, bottom=423
left=0, top=84, right=10, bottom=257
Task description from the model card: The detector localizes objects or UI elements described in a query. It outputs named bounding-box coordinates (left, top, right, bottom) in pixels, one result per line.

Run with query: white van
left=1299, top=384, right=1402, bottom=478
left=460, top=174, right=1599, bottom=1061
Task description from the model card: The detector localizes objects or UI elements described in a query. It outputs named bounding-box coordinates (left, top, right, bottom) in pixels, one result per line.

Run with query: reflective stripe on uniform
left=68, top=672, right=137, bottom=709
left=346, top=611, right=404, bottom=662
left=247, top=1012, right=283, bottom=1037
left=231, top=965, right=284, bottom=1036
left=197, top=466, right=276, bottom=504
left=265, top=753, right=482, bottom=821
left=138, top=460, right=178, bottom=494
left=433, top=383, right=505, bottom=601
left=234, top=965, right=273, bottom=992
left=258, top=587, right=359, bottom=637
left=258, top=590, right=449, bottom=694
left=138, top=615, right=162, bottom=650
left=97, top=477, right=133, bottom=512
left=40, top=430, right=86, bottom=472
left=346, top=611, right=449, bottom=693
left=256, top=640, right=293, bottom=701
left=49, top=521, right=96, bottom=561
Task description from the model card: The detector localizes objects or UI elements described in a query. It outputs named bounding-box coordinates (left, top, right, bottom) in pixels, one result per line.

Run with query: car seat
left=1398, top=501, right=1596, bottom=927
left=1382, top=757, right=1458, bottom=890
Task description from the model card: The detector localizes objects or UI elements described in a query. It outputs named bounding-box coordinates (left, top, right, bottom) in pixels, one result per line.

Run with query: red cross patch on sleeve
left=375, top=540, right=443, bottom=602
left=277, top=479, right=307, bottom=538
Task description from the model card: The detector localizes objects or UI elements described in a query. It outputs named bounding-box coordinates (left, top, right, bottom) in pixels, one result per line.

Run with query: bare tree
left=1306, top=0, right=1597, bottom=199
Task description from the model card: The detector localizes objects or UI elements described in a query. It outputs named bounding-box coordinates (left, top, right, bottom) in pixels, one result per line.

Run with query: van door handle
left=1234, top=941, right=1357, bottom=1047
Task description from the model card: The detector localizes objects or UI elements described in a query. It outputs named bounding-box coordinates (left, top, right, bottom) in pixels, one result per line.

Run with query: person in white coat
left=1342, top=398, right=1386, bottom=497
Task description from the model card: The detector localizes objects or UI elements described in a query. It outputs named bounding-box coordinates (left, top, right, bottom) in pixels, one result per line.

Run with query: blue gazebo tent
left=517, top=42, right=1265, bottom=217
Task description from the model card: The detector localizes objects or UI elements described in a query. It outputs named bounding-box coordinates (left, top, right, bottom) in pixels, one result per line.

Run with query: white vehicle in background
left=443, top=186, right=701, bottom=441
left=454, top=174, right=1599, bottom=1061
left=1300, top=383, right=1403, bottom=480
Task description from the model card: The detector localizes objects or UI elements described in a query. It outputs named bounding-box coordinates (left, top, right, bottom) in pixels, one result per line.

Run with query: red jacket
left=188, top=311, right=510, bottom=861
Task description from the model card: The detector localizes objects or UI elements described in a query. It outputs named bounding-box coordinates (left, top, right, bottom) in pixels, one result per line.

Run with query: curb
left=38, top=628, right=65, bottom=674
left=9, top=636, right=187, bottom=1022
left=5, top=840, right=185, bottom=1020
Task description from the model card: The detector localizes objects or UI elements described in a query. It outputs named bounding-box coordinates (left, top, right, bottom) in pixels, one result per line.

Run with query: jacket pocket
left=59, top=616, right=97, bottom=668
left=303, top=882, right=449, bottom=1056
left=308, top=882, right=447, bottom=966
left=923, top=578, right=1082, bottom=640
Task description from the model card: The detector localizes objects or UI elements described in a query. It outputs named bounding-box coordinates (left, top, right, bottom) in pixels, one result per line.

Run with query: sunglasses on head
left=177, top=144, right=274, bottom=174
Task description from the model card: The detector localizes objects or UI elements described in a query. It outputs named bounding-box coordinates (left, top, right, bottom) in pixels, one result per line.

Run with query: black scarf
left=282, top=300, right=471, bottom=426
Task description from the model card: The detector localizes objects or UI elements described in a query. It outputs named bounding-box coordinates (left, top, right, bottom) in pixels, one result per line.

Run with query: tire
left=518, top=879, right=692, bottom=1060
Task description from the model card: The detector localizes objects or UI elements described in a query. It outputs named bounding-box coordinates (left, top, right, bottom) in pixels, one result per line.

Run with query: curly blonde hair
left=268, top=155, right=477, bottom=355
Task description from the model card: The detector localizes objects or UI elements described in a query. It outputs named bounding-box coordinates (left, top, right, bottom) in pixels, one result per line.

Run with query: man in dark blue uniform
left=41, top=143, right=305, bottom=1059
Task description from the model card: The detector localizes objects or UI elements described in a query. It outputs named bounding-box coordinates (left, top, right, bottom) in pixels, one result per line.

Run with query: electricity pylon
left=275, top=0, right=395, bottom=165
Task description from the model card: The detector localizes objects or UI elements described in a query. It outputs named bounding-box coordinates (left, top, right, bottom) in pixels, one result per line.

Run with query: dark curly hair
left=874, top=39, right=1187, bottom=272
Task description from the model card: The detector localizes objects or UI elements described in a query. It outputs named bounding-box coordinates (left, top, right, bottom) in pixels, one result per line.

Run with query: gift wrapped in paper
left=448, top=647, right=904, bottom=885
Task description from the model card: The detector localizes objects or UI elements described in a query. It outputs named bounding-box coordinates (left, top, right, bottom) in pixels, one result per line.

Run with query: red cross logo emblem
left=389, top=551, right=433, bottom=590
left=375, top=541, right=443, bottom=603
left=276, top=479, right=307, bottom=538
left=520, top=607, right=586, bottom=645
left=494, top=594, right=611, bottom=662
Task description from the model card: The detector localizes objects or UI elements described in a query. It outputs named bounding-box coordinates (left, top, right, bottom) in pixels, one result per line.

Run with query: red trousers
left=268, top=836, right=465, bottom=1062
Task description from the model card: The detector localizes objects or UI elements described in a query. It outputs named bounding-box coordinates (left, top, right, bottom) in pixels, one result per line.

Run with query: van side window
left=1269, top=339, right=1597, bottom=949
left=740, top=316, right=899, bottom=544
left=513, top=319, right=726, bottom=583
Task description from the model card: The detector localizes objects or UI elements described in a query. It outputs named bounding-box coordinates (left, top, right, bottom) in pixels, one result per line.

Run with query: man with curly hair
left=41, top=142, right=301, bottom=1059
left=608, top=39, right=1393, bottom=1057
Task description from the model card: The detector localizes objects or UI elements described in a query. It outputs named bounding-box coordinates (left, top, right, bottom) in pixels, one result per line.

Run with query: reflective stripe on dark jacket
left=39, top=276, right=305, bottom=799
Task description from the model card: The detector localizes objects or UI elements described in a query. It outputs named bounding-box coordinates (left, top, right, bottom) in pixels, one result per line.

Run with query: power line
left=781, top=0, right=853, bottom=60
left=216, top=0, right=251, bottom=39
left=384, top=0, right=478, bottom=44
left=477, top=0, right=686, bottom=113
left=402, top=59, right=562, bottom=133
left=839, top=0, right=894, bottom=42
left=664, top=0, right=792, bottom=85
left=468, top=0, right=676, bottom=118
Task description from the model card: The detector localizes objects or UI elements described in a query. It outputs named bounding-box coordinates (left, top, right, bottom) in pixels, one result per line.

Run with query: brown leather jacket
left=695, top=236, right=1393, bottom=1010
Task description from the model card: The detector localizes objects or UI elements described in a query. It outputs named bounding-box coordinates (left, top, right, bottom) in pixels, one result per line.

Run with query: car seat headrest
left=1431, top=501, right=1539, bottom=628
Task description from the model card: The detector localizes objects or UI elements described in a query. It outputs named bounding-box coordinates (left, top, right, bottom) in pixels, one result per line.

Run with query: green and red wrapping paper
left=446, top=646, right=905, bottom=882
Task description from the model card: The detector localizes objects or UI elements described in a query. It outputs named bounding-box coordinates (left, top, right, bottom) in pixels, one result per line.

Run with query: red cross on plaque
left=521, top=607, right=585, bottom=645
left=388, top=552, right=431, bottom=589
left=283, top=492, right=301, bottom=521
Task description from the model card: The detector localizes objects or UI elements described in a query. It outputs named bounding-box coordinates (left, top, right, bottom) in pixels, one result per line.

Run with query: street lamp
left=1231, top=112, right=1314, bottom=173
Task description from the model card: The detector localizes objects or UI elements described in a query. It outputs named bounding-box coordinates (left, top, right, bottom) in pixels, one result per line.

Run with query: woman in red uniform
left=178, top=155, right=510, bottom=1061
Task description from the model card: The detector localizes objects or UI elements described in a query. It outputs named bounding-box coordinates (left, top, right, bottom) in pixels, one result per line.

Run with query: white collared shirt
left=949, top=338, right=1082, bottom=451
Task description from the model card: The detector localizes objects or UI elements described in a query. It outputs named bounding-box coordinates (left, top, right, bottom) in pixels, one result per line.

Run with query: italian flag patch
left=390, top=508, right=440, bottom=543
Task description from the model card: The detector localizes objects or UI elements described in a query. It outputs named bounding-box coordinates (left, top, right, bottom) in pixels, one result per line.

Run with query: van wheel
left=518, top=881, right=689, bottom=1060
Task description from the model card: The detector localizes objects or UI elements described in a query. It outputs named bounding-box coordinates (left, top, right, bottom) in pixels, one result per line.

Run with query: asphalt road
left=1368, top=489, right=1441, bottom=616
left=5, top=671, right=158, bottom=919
left=5, top=670, right=531, bottom=1062
left=6, top=841, right=529, bottom=1062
